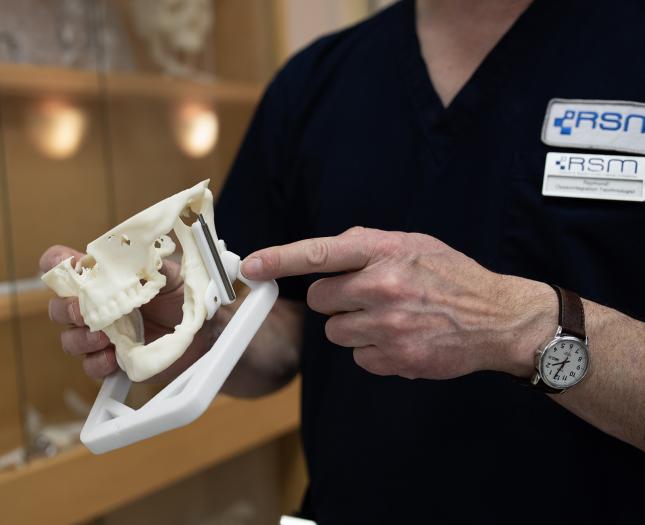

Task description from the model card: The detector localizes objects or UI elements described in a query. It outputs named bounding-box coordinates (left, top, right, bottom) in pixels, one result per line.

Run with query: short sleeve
left=214, top=73, right=307, bottom=301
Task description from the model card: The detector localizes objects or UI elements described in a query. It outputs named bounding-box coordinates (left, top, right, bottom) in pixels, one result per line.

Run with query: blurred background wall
left=276, top=0, right=395, bottom=60
left=0, top=1, right=394, bottom=524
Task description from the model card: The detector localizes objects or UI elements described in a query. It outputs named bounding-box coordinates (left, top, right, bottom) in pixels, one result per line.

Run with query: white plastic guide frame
left=80, top=216, right=278, bottom=454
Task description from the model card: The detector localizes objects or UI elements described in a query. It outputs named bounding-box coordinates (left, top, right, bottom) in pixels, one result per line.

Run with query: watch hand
left=553, top=361, right=568, bottom=379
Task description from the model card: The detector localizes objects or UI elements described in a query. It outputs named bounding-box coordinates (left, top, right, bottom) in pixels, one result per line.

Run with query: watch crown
left=533, top=349, right=543, bottom=369
left=530, top=372, right=540, bottom=386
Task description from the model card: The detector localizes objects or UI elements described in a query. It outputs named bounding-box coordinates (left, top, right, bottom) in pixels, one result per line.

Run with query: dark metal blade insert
left=197, top=214, right=236, bottom=302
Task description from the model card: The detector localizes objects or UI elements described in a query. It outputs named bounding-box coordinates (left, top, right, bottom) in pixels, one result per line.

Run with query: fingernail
left=87, top=331, right=102, bottom=344
left=67, top=303, right=78, bottom=324
left=242, top=257, right=263, bottom=277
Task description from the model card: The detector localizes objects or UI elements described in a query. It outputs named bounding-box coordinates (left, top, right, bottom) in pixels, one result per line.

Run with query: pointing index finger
left=241, top=232, right=374, bottom=280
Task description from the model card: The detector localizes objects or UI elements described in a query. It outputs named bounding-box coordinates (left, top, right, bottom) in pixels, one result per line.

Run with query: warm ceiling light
left=27, top=99, right=88, bottom=160
left=173, top=101, right=219, bottom=158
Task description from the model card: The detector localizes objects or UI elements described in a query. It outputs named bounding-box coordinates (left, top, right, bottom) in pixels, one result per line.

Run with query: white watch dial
left=540, top=337, right=589, bottom=389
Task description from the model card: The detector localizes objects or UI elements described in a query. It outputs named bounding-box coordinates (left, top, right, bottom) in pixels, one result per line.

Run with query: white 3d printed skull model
left=40, top=180, right=278, bottom=454
left=42, top=180, right=215, bottom=381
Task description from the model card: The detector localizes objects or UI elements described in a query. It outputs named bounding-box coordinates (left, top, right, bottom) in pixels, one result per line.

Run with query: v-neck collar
left=397, top=0, right=551, bottom=143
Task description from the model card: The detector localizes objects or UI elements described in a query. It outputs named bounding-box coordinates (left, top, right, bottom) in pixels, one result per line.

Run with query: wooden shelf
left=0, top=288, right=52, bottom=322
left=0, top=378, right=300, bottom=525
left=0, top=62, right=263, bottom=103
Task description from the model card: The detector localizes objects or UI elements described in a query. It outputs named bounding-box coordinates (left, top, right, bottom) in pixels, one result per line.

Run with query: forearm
left=512, top=288, right=645, bottom=451
left=215, top=296, right=304, bottom=398
left=236, top=228, right=645, bottom=448
left=551, top=301, right=645, bottom=451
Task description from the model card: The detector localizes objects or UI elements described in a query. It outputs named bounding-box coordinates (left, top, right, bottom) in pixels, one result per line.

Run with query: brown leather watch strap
left=517, top=285, right=587, bottom=394
left=550, top=285, right=586, bottom=340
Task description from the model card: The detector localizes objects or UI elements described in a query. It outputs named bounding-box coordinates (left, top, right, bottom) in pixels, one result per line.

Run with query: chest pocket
left=500, top=151, right=644, bottom=320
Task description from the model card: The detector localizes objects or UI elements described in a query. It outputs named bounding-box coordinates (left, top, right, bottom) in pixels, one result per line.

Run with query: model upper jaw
left=42, top=180, right=216, bottom=382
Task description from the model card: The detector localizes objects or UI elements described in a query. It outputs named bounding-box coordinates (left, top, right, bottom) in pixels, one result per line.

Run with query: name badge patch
left=542, top=99, right=645, bottom=154
left=543, top=152, right=645, bottom=202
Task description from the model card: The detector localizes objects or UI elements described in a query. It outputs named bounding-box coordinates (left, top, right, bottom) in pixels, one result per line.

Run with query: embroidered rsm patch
left=542, top=99, right=645, bottom=155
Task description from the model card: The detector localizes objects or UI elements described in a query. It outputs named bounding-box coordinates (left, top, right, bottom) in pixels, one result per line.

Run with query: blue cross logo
left=553, top=110, right=575, bottom=135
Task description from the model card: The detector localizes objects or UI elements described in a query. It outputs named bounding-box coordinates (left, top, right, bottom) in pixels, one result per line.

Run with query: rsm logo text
left=555, top=156, right=639, bottom=174
left=554, top=110, right=645, bottom=136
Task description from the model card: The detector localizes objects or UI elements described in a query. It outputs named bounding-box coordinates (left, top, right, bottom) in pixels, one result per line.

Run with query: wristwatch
left=530, top=285, right=590, bottom=394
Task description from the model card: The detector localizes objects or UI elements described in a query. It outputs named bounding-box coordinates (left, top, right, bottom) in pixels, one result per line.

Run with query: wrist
left=501, top=278, right=558, bottom=378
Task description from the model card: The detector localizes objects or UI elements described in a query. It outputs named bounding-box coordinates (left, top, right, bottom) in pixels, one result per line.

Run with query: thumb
left=39, top=245, right=85, bottom=273
left=140, top=258, right=184, bottom=327
left=158, top=258, right=183, bottom=294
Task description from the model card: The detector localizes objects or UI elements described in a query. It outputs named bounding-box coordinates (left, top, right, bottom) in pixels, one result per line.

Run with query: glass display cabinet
left=0, top=1, right=387, bottom=522
left=0, top=1, right=307, bottom=523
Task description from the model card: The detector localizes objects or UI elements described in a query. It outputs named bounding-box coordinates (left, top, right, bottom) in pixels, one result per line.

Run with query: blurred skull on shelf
left=129, top=0, right=214, bottom=78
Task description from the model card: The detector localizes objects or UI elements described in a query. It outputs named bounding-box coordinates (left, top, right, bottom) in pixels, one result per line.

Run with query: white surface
left=79, top=264, right=278, bottom=453
left=280, top=517, right=317, bottom=525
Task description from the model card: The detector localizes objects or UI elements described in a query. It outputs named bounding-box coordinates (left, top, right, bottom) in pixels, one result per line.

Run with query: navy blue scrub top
left=216, top=1, right=645, bottom=523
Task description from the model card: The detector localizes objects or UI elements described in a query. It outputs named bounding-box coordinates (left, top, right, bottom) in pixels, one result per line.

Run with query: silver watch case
left=532, top=326, right=590, bottom=392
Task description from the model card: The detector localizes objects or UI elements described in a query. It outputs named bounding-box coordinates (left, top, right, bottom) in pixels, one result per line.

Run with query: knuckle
left=306, top=240, right=330, bottom=267
left=83, top=350, right=116, bottom=379
left=424, top=234, right=448, bottom=253
left=60, top=329, right=77, bottom=354
left=68, top=299, right=82, bottom=325
left=60, top=331, right=71, bottom=353
left=377, top=272, right=404, bottom=299
left=347, top=280, right=368, bottom=302
left=103, top=349, right=117, bottom=372
left=62, top=327, right=91, bottom=354
left=383, top=310, right=408, bottom=334
left=324, top=317, right=342, bottom=344
left=260, top=251, right=281, bottom=276
left=343, top=226, right=366, bottom=237
left=83, top=357, right=102, bottom=379
left=51, top=297, right=83, bottom=326
left=81, top=358, right=93, bottom=378
left=379, top=232, right=405, bottom=254
left=87, top=329, right=106, bottom=348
